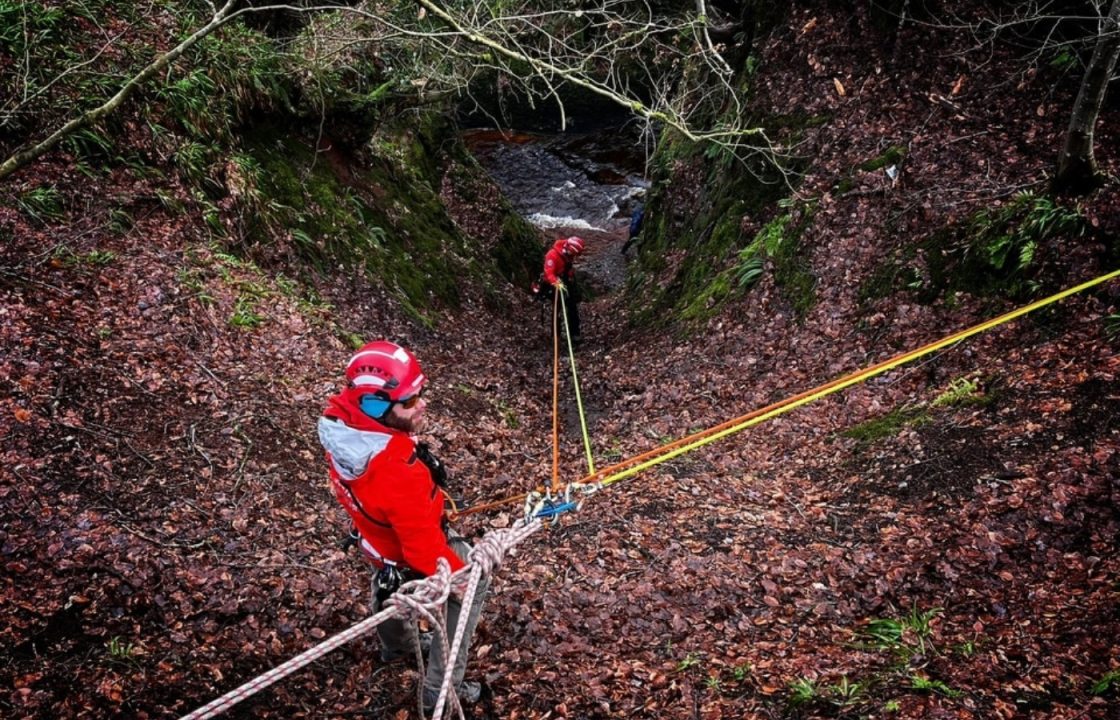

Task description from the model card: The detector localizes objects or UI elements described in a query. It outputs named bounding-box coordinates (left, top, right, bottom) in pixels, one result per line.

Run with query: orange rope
left=450, top=269, right=1119, bottom=520
left=583, top=268, right=1120, bottom=488
left=450, top=326, right=974, bottom=519
left=583, top=362, right=877, bottom=483
left=551, top=285, right=561, bottom=494
left=450, top=490, right=528, bottom=518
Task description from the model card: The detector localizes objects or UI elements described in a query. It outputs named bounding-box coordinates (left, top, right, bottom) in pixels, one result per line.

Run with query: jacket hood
left=323, top=387, right=389, bottom=431
left=320, top=388, right=404, bottom=481
left=318, top=417, right=394, bottom=481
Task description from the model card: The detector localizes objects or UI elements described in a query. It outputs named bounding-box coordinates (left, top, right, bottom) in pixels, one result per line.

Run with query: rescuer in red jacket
left=542, top=235, right=585, bottom=343
left=318, top=340, right=485, bottom=710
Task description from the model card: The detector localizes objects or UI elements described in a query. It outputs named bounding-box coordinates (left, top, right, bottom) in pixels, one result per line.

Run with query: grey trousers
left=374, top=537, right=489, bottom=697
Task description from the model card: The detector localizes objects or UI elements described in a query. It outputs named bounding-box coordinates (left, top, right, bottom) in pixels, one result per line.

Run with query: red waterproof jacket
left=542, top=241, right=574, bottom=286
left=318, top=392, right=464, bottom=576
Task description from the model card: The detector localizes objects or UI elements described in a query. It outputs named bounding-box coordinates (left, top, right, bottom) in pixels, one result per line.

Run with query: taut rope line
left=558, top=286, right=596, bottom=475
left=586, top=267, right=1120, bottom=490
left=551, top=285, right=561, bottom=494
left=454, top=268, right=1120, bottom=516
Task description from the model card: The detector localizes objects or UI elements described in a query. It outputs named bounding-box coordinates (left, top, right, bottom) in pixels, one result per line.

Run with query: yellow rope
left=451, top=268, right=1119, bottom=520
left=558, top=285, right=596, bottom=475
left=590, top=268, right=1120, bottom=490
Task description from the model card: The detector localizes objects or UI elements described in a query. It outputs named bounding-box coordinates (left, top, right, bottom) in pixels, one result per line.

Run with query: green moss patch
left=843, top=375, right=996, bottom=445
left=843, top=405, right=931, bottom=443
left=237, top=116, right=495, bottom=322
left=857, top=146, right=906, bottom=173
left=630, top=122, right=816, bottom=331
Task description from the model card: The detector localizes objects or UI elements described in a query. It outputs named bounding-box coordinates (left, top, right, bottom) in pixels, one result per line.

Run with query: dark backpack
left=629, top=207, right=644, bottom=237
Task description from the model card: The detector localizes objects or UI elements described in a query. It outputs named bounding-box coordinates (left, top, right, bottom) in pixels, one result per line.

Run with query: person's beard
left=381, top=408, right=421, bottom=433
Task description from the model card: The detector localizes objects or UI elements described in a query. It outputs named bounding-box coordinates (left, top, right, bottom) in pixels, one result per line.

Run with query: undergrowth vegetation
left=0, top=1, right=539, bottom=323
left=843, top=374, right=992, bottom=444
left=783, top=606, right=962, bottom=715
left=860, top=192, right=1087, bottom=305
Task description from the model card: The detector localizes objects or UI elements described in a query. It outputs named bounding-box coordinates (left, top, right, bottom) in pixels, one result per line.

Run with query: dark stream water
left=462, top=128, right=650, bottom=234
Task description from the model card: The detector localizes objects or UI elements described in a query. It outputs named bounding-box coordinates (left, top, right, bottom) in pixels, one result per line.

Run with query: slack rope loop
left=180, top=519, right=542, bottom=720
left=450, top=268, right=1120, bottom=518
left=426, top=520, right=543, bottom=717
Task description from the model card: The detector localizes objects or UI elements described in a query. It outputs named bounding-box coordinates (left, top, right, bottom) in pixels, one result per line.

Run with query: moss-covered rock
left=628, top=124, right=816, bottom=331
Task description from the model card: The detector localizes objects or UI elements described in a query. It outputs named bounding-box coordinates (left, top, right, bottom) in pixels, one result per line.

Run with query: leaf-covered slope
left=2, top=2, right=1120, bottom=720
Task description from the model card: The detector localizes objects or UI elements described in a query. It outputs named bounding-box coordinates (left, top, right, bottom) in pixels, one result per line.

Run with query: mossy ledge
left=229, top=112, right=538, bottom=325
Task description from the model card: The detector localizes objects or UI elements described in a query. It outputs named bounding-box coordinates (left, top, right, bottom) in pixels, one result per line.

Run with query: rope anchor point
left=534, top=498, right=579, bottom=519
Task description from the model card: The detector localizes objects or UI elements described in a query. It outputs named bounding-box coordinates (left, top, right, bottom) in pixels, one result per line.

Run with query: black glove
left=415, top=442, right=449, bottom=489
left=339, top=527, right=359, bottom=553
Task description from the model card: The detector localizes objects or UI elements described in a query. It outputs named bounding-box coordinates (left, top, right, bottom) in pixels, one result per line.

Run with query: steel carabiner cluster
left=524, top=486, right=579, bottom=522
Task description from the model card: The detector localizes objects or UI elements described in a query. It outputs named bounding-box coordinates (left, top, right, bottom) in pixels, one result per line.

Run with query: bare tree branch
left=695, top=0, right=734, bottom=77
left=1057, top=0, right=1120, bottom=189
left=0, top=1, right=244, bottom=181
left=1, top=1, right=783, bottom=183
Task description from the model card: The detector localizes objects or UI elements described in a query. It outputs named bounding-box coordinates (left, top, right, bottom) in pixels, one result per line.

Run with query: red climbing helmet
left=345, top=340, right=426, bottom=403
left=563, top=236, right=585, bottom=255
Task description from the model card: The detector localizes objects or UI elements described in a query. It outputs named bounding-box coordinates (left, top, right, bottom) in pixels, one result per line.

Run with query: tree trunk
left=1055, top=0, right=1120, bottom=193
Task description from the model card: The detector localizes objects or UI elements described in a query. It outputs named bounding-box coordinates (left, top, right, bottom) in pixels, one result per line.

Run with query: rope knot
left=386, top=558, right=452, bottom=619
left=467, top=529, right=508, bottom=576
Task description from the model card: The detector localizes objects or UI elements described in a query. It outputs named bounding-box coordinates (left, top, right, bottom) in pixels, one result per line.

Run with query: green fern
left=910, top=674, right=961, bottom=697
left=1105, top=314, right=1120, bottom=340
left=736, top=255, right=765, bottom=288
left=1091, top=668, right=1120, bottom=695
left=788, top=677, right=819, bottom=706
left=17, top=185, right=64, bottom=223
left=966, top=192, right=1084, bottom=275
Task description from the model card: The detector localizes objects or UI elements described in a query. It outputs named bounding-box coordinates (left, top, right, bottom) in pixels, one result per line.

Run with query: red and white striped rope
left=425, top=553, right=487, bottom=718
left=180, top=518, right=541, bottom=720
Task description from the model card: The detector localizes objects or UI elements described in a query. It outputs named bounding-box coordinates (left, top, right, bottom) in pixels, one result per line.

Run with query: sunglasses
left=398, top=386, right=426, bottom=409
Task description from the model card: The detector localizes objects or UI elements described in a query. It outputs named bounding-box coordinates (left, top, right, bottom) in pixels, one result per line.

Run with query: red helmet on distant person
left=345, top=340, right=426, bottom=403
left=562, top=236, right=585, bottom=255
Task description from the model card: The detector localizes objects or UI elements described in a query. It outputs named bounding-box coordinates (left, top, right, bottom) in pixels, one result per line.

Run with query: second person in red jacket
left=542, top=235, right=585, bottom=344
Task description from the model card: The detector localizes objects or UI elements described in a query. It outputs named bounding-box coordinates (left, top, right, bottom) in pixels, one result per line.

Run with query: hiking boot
left=379, top=631, right=432, bottom=663
left=422, top=680, right=482, bottom=714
